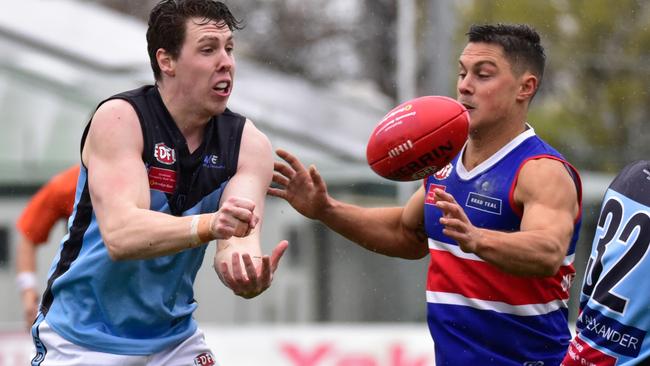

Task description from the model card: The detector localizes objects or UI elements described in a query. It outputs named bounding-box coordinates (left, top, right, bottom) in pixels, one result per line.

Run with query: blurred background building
left=1, top=0, right=647, bottom=364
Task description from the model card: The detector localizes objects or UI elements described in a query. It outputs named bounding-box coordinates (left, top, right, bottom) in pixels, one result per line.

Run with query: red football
left=366, top=96, right=469, bottom=181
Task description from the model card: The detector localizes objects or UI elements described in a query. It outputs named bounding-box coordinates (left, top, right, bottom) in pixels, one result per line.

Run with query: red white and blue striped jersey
left=423, top=127, right=582, bottom=366
left=562, top=160, right=650, bottom=366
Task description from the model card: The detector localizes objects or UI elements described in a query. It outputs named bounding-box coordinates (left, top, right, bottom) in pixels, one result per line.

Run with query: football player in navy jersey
left=271, top=24, right=581, bottom=365
left=562, top=160, right=650, bottom=366
left=30, top=1, right=287, bottom=365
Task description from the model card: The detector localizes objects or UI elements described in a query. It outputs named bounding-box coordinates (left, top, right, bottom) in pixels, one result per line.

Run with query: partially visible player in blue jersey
left=30, top=1, right=288, bottom=365
left=271, top=24, right=582, bottom=365
left=562, top=161, right=650, bottom=366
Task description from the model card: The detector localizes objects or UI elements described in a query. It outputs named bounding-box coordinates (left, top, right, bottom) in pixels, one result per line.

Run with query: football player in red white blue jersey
left=423, top=126, right=581, bottom=365
left=271, top=23, right=581, bottom=365
left=562, top=160, right=650, bottom=366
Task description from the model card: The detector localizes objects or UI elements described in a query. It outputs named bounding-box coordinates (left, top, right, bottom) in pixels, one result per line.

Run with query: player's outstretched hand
left=268, top=148, right=330, bottom=220
left=211, top=196, right=260, bottom=239
left=434, top=188, right=480, bottom=254
left=214, top=240, right=289, bottom=299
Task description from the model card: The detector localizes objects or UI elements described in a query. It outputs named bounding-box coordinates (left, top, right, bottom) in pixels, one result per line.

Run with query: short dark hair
left=146, top=0, right=244, bottom=81
left=467, top=23, right=545, bottom=82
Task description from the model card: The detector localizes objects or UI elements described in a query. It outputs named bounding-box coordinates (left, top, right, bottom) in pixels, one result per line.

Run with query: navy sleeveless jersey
left=563, top=160, right=650, bottom=366
left=37, top=85, right=245, bottom=354
left=423, top=127, right=582, bottom=365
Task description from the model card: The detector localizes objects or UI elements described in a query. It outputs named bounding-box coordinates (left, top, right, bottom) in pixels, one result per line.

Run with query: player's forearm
left=16, top=237, right=37, bottom=274
left=319, top=199, right=427, bottom=259
left=100, top=209, right=213, bottom=260
left=473, top=229, right=568, bottom=276
left=16, top=237, right=38, bottom=295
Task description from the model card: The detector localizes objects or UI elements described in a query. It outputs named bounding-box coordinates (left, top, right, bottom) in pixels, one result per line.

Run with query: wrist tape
left=16, top=272, right=36, bottom=291
left=190, top=214, right=214, bottom=246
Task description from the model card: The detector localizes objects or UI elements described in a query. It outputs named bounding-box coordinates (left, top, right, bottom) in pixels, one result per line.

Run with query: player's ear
left=157, top=48, right=176, bottom=78
left=517, top=72, right=538, bottom=102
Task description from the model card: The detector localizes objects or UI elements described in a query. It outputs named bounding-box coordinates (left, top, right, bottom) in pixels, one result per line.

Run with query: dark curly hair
left=467, top=23, right=545, bottom=83
left=146, top=0, right=244, bottom=81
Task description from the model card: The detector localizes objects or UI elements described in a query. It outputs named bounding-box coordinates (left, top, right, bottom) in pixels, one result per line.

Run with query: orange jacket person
left=15, top=164, right=79, bottom=329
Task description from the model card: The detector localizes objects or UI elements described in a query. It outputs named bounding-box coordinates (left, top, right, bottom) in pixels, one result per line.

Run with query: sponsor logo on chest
left=425, top=183, right=446, bottom=205
left=148, top=167, right=176, bottom=194
left=433, top=163, right=453, bottom=180
left=154, top=142, right=176, bottom=165
left=203, top=154, right=225, bottom=169
left=465, top=192, right=502, bottom=215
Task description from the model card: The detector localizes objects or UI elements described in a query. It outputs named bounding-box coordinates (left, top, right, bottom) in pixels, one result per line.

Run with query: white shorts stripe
left=426, top=291, right=568, bottom=316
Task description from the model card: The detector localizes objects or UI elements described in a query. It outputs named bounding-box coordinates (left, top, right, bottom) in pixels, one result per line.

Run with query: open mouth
left=213, top=81, right=231, bottom=94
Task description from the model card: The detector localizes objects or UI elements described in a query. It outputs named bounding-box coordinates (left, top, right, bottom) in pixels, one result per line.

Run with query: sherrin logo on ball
left=366, top=96, right=469, bottom=181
